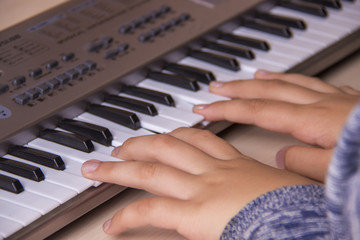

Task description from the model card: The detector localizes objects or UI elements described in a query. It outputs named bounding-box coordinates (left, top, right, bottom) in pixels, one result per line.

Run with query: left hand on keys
left=82, top=127, right=315, bottom=240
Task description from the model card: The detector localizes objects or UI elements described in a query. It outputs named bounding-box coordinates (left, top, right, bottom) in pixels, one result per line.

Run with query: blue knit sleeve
left=220, top=185, right=329, bottom=240
left=221, top=102, right=360, bottom=240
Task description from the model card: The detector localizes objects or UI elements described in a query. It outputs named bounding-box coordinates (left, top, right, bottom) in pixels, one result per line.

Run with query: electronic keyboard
left=0, top=0, right=359, bottom=239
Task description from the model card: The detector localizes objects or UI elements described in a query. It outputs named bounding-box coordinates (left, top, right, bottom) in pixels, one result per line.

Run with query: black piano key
left=58, top=119, right=113, bottom=146
left=122, top=85, right=175, bottom=107
left=87, top=104, right=141, bottom=130
left=39, top=129, right=94, bottom=153
left=255, top=12, right=306, bottom=30
left=278, top=0, right=328, bottom=17
left=218, top=33, right=270, bottom=51
left=204, top=41, right=255, bottom=60
left=302, top=0, right=342, bottom=9
left=165, top=63, right=216, bottom=84
left=148, top=71, right=200, bottom=91
left=0, top=174, right=24, bottom=194
left=8, top=146, right=65, bottom=170
left=0, top=157, right=45, bottom=182
left=105, top=95, right=158, bottom=116
left=242, top=18, right=293, bottom=38
left=189, top=49, right=240, bottom=71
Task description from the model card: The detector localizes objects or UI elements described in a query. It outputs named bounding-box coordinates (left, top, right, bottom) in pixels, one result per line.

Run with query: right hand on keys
left=194, top=70, right=360, bottom=182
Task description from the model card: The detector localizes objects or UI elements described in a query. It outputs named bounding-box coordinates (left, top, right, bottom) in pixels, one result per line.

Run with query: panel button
left=138, top=33, right=152, bottom=42
left=14, top=94, right=31, bottom=105
left=25, top=89, right=40, bottom=100
left=46, top=60, right=59, bottom=69
left=12, top=76, right=26, bottom=86
left=56, top=74, right=70, bottom=85
left=101, top=37, right=113, bottom=46
left=84, top=60, right=97, bottom=70
left=35, top=83, right=51, bottom=95
left=0, top=84, right=9, bottom=94
left=117, top=43, right=129, bottom=52
left=29, top=68, right=43, bottom=78
left=119, top=24, right=132, bottom=34
left=46, top=78, right=61, bottom=90
left=75, top=64, right=89, bottom=75
left=62, top=52, right=75, bottom=61
left=160, top=5, right=171, bottom=14
left=66, top=69, right=80, bottom=80
left=104, top=49, right=119, bottom=59
left=88, top=42, right=103, bottom=52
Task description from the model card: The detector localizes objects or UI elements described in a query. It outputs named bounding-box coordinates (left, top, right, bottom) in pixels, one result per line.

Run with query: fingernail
left=82, top=160, right=100, bottom=173
left=210, top=81, right=225, bottom=88
left=256, top=69, right=271, bottom=75
left=193, top=104, right=209, bottom=111
left=111, top=147, right=120, bottom=157
left=103, top=219, right=112, bottom=232
left=275, top=146, right=292, bottom=169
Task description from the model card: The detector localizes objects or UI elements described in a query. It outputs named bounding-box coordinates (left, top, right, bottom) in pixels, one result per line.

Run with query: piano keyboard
left=0, top=0, right=359, bottom=239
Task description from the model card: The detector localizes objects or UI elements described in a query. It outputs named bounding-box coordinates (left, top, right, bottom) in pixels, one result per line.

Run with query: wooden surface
left=1, top=1, right=360, bottom=239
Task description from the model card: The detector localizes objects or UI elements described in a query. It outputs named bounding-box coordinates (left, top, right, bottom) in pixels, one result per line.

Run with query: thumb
left=276, top=146, right=333, bottom=182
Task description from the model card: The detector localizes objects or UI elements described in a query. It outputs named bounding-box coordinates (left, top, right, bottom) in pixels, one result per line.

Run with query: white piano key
left=0, top=170, right=77, bottom=204
left=118, top=93, right=204, bottom=126
left=179, top=56, right=254, bottom=81
left=0, top=199, right=41, bottom=226
left=93, top=142, right=115, bottom=155
left=0, top=188, right=59, bottom=214
left=101, top=102, right=189, bottom=133
left=76, top=112, right=155, bottom=137
left=4, top=154, right=93, bottom=193
left=138, top=78, right=230, bottom=106
left=329, top=8, right=360, bottom=26
left=0, top=216, right=22, bottom=238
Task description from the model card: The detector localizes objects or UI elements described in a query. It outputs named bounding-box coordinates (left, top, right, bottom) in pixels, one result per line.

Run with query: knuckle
left=137, top=162, right=160, bottom=180
left=151, top=134, right=176, bottom=149
left=248, top=98, right=269, bottom=115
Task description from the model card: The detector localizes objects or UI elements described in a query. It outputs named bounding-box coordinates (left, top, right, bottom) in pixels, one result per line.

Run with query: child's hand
left=82, top=127, right=314, bottom=239
left=194, top=71, right=360, bottom=181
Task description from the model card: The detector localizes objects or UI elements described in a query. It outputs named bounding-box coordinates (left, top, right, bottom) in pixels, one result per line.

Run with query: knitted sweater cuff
left=221, top=185, right=329, bottom=240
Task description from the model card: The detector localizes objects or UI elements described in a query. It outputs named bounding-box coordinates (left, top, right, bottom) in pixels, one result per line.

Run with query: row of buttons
left=138, top=13, right=191, bottom=43
left=0, top=52, right=77, bottom=97
left=13, top=60, right=97, bottom=105
left=119, top=5, right=171, bottom=34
